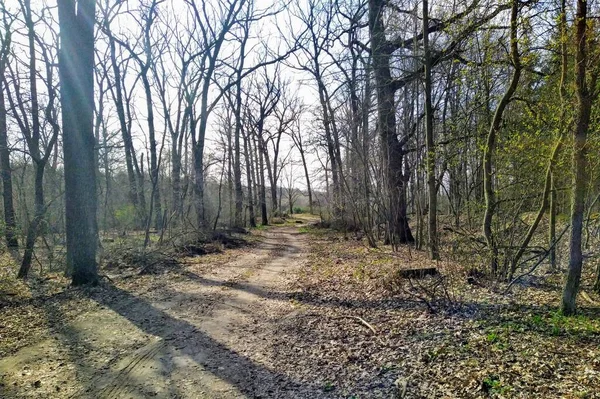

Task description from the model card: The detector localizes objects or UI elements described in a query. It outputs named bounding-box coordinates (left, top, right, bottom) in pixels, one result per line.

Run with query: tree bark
left=482, top=0, right=521, bottom=275
left=0, top=33, right=18, bottom=249
left=562, top=0, right=595, bottom=315
left=105, top=32, right=140, bottom=215
left=257, top=135, right=268, bottom=225
left=243, top=126, right=256, bottom=227
left=58, top=0, right=98, bottom=285
left=423, top=0, right=439, bottom=260
left=368, top=0, right=413, bottom=244
left=550, top=0, right=569, bottom=272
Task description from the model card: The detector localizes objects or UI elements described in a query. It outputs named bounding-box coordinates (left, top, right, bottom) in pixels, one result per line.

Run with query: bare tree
left=6, top=0, right=60, bottom=278
left=0, top=9, right=18, bottom=249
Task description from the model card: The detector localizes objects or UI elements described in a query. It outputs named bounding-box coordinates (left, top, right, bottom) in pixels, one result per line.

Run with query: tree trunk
left=550, top=0, right=569, bottom=272
left=0, top=63, right=18, bottom=249
left=193, top=136, right=206, bottom=229
left=18, top=161, right=45, bottom=278
left=107, top=34, right=139, bottom=214
left=257, top=136, right=268, bottom=225
left=17, top=0, right=43, bottom=278
left=316, top=80, right=341, bottom=217
left=141, top=72, right=162, bottom=230
left=423, top=0, right=439, bottom=260
left=263, top=142, right=277, bottom=215
left=232, top=26, right=249, bottom=227
left=299, top=147, right=312, bottom=214
left=368, top=0, right=413, bottom=244
left=482, top=0, right=521, bottom=275
left=243, top=127, right=256, bottom=227
left=58, top=0, right=98, bottom=285
left=562, top=0, right=594, bottom=315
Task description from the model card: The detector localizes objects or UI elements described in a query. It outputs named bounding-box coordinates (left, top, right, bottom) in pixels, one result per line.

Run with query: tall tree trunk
left=106, top=34, right=139, bottom=214
left=101, top=124, right=112, bottom=229
left=141, top=73, right=162, bottom=230
left=17, top=0, right=43, bottom=278
left=257, top=136, right=268, bottom=225
left=232, top=27, right=249, bottom=227
left=298, top=146, right=312, bottom=214
left=192, top=122, right=206, bottom=229
left=243, top=127, right=256, bottom=227
left=550, top=0, right=569, bottom=272
left=263, top=143, right=277, bottom=215
left=18, top=162, right=45, bottom=277
left=562, top=0, right=595, bottom=315
left=58, top=0, right=98, bottom=285
left=0, top=50, right=18, bottom=249
left=368, top=0, right=413, bottom=244
left=423, top=0, right=439, bottom=260
left=316, top=80, right=341, bottom=217
left=482, top=0, right=521, bottom=275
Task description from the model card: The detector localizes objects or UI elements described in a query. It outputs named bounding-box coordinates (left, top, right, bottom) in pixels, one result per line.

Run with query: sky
left=1, top=0, right=328, bottom=191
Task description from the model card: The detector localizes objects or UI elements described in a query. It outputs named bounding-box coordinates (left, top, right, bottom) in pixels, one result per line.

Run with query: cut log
left=398, top=267, right=438, bottom=279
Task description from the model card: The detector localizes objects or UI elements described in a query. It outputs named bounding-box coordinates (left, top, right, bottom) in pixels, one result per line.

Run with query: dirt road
left=0, top=227, right=322, bottom=398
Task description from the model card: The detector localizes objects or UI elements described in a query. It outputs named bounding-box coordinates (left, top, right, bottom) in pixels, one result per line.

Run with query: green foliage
left=293, top=207, right=305, bottom=214
left=114, top=204, right=137, bottom=231
left=529, top=311, right=600, bottom=336
left=482, top=374, right=510, bottom=395
left=485, top=331, right=499, bottom=344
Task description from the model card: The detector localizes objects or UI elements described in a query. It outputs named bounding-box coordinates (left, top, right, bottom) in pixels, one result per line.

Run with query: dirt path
left=0, top=227, right=322, bottom=398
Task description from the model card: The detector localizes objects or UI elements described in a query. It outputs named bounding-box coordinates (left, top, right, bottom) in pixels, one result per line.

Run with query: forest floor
left=1, top=218, right=600, bottom=398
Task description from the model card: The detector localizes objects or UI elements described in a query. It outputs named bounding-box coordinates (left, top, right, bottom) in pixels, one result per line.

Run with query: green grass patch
left=526, top=311, right=600, bottom=336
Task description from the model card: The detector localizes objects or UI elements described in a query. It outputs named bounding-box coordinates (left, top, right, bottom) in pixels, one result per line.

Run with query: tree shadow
left=175, top=270, right=424, bottom=312
left=176, top=269, right=600, bottom=343
left=83, top=283, right=321, bottom=398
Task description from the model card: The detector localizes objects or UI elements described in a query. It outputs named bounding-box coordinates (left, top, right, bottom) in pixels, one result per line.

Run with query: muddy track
left=0, top=226, right=320, bottom=399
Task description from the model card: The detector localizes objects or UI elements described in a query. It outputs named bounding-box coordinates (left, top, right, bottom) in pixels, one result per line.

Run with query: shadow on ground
left=77, top=283, right=322, bottom=398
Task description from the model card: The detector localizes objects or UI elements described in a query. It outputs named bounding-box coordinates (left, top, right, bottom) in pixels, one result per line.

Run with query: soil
left=2, top=223, right=600, bottom=398
left=0, top=227, right=323, bottom=398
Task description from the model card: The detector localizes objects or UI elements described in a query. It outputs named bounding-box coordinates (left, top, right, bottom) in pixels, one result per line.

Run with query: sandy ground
left=0, top=227, right=322, bottom=399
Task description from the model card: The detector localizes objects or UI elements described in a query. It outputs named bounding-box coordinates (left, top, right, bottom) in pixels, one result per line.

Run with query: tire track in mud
left=92, top=340, right=168, bottom=399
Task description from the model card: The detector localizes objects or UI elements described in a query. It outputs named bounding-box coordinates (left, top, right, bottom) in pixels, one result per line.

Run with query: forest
left=1, top=0, right=600, bottom=397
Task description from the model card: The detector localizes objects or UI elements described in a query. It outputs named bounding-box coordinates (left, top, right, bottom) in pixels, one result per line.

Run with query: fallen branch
left=442, top=227, right=487, bottom=247
left=335, top=315, right=377, bottom=335
left=504, top=224, right=569, bottom=294
left=581, top=291, right=599, bottom=305
left=99, top=274, right=115, bottom=283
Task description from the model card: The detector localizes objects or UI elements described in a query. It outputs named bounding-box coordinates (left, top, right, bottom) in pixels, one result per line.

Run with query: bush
left=293, top=207, right=305, bottom=214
